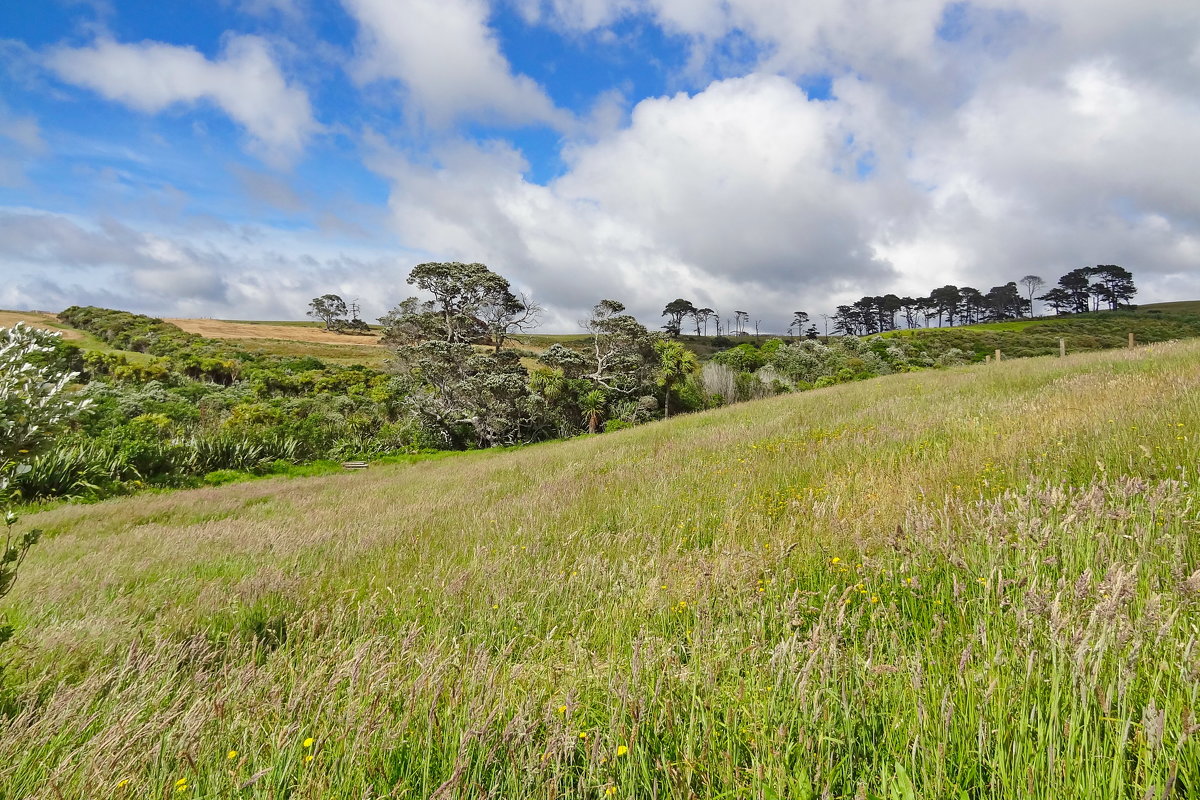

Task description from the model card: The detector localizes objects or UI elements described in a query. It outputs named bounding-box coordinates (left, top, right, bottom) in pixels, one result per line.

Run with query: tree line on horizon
left=825, top=266, right=1137, bottom=337
left=307, top=265, right=1137, bottom=344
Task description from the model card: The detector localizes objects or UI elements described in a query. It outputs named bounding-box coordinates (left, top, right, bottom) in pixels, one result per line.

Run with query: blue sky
left=2, top=0, right=1199, bottom=330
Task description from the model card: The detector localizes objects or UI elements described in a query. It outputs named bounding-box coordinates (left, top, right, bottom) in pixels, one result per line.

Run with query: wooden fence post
left=994, top=349, right=1002, bottom=362
left=1059, top=338, right=1066, bottom=358
left=1128, top=332, right=1135, bottom=348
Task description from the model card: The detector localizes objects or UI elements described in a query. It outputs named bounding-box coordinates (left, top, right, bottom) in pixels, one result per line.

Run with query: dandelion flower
left=305, top=755, right=314, bottom=763
left=303, top=738, right=315, bottom=749
left=579, top=732, right=588, bottom=740
left=176, top=779, right=188, bottom=786
left=870, top=595, right=879, bottom=603
left=117, top=779, right=130, bottom=789
left=227, top=750, right=238, bottom=760
left=830, top=557, right=841, bottom=564
left=557, top=705, right=568, bottom=714
left=606, top=787, right=618, bottom=796
left=616, top=745, right=628, bottom=757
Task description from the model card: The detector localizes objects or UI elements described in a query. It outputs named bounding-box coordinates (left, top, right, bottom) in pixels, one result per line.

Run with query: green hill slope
left=880, top=308, right=1200, bottom=361
left=2, top=343, right=1199, bottom=797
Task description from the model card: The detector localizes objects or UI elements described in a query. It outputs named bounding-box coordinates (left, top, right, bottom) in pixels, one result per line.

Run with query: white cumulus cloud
left=343, top=0, right=571, bottom=129
left=47, top=34, right=318, bottom=164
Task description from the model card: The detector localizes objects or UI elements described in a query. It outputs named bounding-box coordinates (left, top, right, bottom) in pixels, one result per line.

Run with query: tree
left=930, top=286, right=961, bottom=327
left=691, top=307, right=715, bottom=337
left=2, top=324, right=90, bottom=646
left=1037, top=287, right=1071, bottom=315
left=790, top=311, right=809, bottom=338
left=1019, top=275, right=1045, bottom=317
left=733, top=311, right=750, bottom=335
left=1094, top=265, right=1137, bottom=309
left=958, top=287, right=987, bottom=325
left=307, top=294, right=348, bottom=331
left=407, top=262, right=510, bottom=344
left=984, top=282, right=1027, bottom=321
left=1057, top=268, right=1093, bottom=314
left=661, top=299, right=696, bottom=337
left=579, top=390, right=606, bottom=434
left=390, top=341, right=546, bottom=448
left=833, top=305, right=862, bottom=336
left=852, top=298, right=877, bottom=334
left=876, top=295, right=903, bottom=331
left=479, top=289, right=542, bottom=352
left=653, top=339, right=699, bottom=418
left=570, top=299, right=657, bottom=394
left=377, top=297, right=443, bottom=347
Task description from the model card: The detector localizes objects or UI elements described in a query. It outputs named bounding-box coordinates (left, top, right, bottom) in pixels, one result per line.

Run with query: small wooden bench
left=342, top=461, right=369, bottom=470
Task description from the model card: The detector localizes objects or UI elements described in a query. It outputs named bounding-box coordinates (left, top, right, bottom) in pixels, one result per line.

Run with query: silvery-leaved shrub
left=1, top=323, right=90, bottom=647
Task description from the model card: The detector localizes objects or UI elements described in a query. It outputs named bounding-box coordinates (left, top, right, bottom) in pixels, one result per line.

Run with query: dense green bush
left=3, top=310, right=424, bottom=502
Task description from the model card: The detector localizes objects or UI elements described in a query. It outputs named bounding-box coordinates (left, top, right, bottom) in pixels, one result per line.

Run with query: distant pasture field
left=167, top=318, right=385, bottom=345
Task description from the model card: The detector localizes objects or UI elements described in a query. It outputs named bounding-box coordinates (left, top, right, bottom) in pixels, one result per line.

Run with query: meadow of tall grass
left=1, top=342, right=1198, bottom=798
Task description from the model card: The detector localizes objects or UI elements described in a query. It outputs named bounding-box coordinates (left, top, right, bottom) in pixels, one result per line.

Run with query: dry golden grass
left=0, top=310, right=83, bottom=339
left=2, top=343, right=1199, bottom=797
left=168, top=318, right=384, bottom=346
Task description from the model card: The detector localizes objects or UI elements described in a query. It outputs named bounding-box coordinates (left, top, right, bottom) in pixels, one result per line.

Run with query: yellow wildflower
left=579, top=732, right=588, bottom=740
left=117, top=779, right=130, bottom=789
left=606, top=787, right=618, bottom=796
left=305, top=755, right=314, bottom=763
left=616, top=745, right=628, bottom=757
left=303, top=738, right=314, bottom=749
left=227, top=750, right=238, bottom=760
left=557, top=705, right=567, bottom=714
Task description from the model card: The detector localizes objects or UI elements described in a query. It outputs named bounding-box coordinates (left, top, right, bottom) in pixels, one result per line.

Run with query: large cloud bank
left=6, top=0, right=1200, bottom=327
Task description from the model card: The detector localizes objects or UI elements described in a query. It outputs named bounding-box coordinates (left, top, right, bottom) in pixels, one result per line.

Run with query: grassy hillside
left=2, top=343, right=1198, bottom=797
left=1137, top=300, right=1200, bottom=314
left=0, top=310, right=156, bottom=364
left=880, top=309, right=1200, bottom=361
